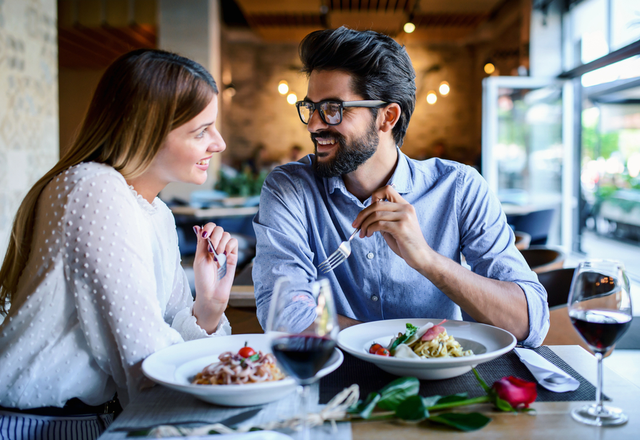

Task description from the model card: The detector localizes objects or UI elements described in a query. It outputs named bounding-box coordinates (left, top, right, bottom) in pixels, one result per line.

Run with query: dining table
left=99, top=344, right=640, bottom=440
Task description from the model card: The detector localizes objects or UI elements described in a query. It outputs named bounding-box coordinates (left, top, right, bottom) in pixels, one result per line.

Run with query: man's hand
left=352, top=185, right=435, bottom=272
left=352, top=185, right=530, bottom=341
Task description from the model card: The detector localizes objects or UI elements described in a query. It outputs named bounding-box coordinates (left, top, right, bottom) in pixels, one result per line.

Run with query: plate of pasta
left=142, top=333, right=343, bottom=406
left=337, top=319, right=516, bottom=380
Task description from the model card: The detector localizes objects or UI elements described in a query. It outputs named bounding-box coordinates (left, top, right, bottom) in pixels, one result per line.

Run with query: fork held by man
left=318, top=228, right=360, bottom=274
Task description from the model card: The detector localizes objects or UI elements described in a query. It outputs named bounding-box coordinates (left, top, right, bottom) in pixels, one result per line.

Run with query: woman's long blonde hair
left=0, top=49, right=218, bottom=315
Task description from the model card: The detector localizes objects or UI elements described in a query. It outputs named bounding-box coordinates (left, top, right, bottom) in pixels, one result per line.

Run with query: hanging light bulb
left=278, top=80, right=289, bottom=95
left=286, top=93, right=298, bottom=105
left=484, top=62, right=495, bottom=74
left=404, top=22, right=416, bottom=33
left=439, top=81, right=450, bottom=95
left=426, top=91, right=437, bottom=105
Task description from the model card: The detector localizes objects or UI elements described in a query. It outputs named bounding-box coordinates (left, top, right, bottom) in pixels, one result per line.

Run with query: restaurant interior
left=1, top=0, right=640, bottom=437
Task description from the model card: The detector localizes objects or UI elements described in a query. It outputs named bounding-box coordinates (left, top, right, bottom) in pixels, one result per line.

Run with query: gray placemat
left=319, top=346, right=606, bottom=404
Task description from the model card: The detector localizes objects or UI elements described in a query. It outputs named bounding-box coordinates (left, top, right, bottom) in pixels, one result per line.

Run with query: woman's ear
left=379, top=103, right=401, bottom=134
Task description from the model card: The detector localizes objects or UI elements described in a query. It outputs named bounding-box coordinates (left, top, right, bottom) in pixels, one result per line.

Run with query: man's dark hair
left=299, top=26, right=416, bottom=147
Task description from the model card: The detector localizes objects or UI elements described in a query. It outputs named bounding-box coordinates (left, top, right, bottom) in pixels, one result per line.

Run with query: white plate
left=337, top=319, right=516, bottom=380
left=142, top=333, right=343, bottom=406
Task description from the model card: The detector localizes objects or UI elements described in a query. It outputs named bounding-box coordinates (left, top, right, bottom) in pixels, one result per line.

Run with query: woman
left=0, top=49, right=237, bottom=438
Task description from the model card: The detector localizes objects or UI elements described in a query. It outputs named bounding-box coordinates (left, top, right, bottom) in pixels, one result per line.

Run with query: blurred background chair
left=506, top=208, right=556, bottom=245
left=538, top=267, right=591, bottom=351
left=519, top=246, right=566, bottom=274
left=514, top=231, right=531, bottom=250
left=537, top=268, right=575, bottom=309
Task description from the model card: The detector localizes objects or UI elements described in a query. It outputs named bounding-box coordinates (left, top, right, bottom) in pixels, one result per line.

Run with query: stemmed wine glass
left=266, top=276, right=339, bottom=439
left=568, top=259, right=633, bottom=426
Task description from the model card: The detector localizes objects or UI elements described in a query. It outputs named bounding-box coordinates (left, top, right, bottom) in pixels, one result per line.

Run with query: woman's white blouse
left=0, top=162, right=231, bottom=409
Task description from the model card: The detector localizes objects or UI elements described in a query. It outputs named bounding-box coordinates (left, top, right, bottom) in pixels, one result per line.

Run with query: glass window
left=568, top=0, right=609, bottom=68
left=581, top=55, right=640, bottom=87
left=611, top=0, right=640, bottom=50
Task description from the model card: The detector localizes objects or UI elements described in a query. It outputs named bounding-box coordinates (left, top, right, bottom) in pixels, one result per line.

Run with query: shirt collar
left=387, top=147, right=413, bottom=195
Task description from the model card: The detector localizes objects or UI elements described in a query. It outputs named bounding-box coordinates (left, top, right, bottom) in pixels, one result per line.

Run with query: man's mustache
left=311, top=130, right=342, bottom=141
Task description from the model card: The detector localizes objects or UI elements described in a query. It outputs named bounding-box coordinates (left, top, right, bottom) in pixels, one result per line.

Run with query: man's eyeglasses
left=295, top=100, right=388, bottom=126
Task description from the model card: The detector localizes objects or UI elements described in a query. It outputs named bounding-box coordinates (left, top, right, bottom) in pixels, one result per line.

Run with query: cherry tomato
left=369, top=343, right=383, bottom=354
left=238, top=346, right=256, bottom=358
left=375, top=348, right=390, bottom=356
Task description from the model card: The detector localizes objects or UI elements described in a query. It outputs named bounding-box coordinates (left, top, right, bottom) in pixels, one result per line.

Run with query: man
left=252, top=27, right=548, bottom=347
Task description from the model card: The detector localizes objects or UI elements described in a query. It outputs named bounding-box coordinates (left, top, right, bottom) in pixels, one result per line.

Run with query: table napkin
left=514, top=348, right=580, bottom=392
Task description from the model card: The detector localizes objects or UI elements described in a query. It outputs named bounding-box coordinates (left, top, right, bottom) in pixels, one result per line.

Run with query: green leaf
left=395, top=395, right=429, bottom=421
left=421, top=393, right=470, bottom=409
left=427, top=412, right=492, bottom=432
left=348, top=392, right=381, bottom=419
left=472, top=368, right=491, bottom=393
left=389, top=323, right=419, bottom=353
left=435, top=393, right=469, bottom=404
left=494, top=396, right=516, bottom=413
left=377, top=377, right=420, bottom=410
left=248, top=353, right=260, bottom=362
left=421, top=395, right=443, bottom=408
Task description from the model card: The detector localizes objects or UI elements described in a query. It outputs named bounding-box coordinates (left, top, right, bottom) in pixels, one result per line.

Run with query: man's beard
left=312, top=119, right=379, bottom=178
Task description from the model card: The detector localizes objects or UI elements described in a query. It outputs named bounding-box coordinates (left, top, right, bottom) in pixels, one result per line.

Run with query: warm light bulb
left=439, top=81, right=450, bottom=95
left=404, top=22, right=415, bottom=33
left=426, top=91, right=437, bottom=105
left=484, top=63, right=495, bottom=74
left=286, top=93, right=297, bottom=105
left=278, top=80, right=289, bottom=95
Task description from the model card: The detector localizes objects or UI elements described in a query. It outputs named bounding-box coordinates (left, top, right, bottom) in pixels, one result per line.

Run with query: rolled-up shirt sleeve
left=456, top=167, right=550, bottom=347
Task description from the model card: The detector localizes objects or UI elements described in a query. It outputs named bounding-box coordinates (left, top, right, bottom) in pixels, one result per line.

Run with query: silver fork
left=318, top=229, right=360, bottom=274
left=206, top=237, right=227, bottom=280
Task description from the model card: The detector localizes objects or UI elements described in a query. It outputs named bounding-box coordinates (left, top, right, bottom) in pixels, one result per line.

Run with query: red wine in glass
left=570, top=310, right=632, bottom=353
left=567, top=260, right=632, bottom=427
left=266, top=277, right=339, bottom=440
left=271, top=335, right=336, bottom=383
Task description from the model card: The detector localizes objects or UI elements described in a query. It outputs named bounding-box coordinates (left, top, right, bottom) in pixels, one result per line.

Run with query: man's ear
left=379, top=103, right=401, bottom=134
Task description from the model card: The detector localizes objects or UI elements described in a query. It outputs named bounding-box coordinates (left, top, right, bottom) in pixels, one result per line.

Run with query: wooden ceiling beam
left=235, top=0, right=322, bottom=14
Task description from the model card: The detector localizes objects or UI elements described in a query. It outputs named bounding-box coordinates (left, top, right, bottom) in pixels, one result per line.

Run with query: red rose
left=492, top=376, right=537, bottom=408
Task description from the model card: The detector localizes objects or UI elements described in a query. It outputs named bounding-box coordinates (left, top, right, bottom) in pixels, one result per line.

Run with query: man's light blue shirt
left=252, top=150, right=549, bottom=347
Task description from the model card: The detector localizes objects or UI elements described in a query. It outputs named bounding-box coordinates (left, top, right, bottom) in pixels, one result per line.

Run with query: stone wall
left=0, top=0, right=58, bottom=256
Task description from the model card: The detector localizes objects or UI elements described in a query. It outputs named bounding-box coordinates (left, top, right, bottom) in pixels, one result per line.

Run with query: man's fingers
left=359, top=209, right=404, bottom=237
left=371, top=185, right=405, bottom=204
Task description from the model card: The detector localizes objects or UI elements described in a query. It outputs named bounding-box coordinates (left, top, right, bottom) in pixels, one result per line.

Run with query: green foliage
left=389, top=323, right=419, bottom=354
left=376, top=376, right=420, bottom=410
left=215, top=169, right=267, bottom=197
left=427, top=412, right=492, bottom=431
left=395, top=395, right=429, bottom=421
left=581, top=111, right=619, bottom=160
left=347, top=371, right=530, bottom=432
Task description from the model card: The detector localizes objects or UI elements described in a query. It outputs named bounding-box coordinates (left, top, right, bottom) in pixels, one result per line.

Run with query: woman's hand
left=191, top=223, right=239, bottom=334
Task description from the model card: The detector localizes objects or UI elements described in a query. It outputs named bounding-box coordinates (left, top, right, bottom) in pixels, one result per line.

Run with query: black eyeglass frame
left=295, top=99, right=388, bottom=126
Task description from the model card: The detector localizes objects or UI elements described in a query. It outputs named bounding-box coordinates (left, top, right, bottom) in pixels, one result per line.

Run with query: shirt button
left=366, top=252, right=374, bottom=260
left=372, top=295, right=379, bottom=302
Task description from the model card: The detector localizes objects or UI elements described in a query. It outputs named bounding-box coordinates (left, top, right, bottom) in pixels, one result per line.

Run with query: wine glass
left=265, top=276, right=339, bottom=439
left=568, top=259, right=633, bottom=426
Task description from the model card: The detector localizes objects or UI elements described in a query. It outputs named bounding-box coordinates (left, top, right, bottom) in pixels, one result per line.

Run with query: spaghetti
left=192, top=350, right=286, bottom=385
